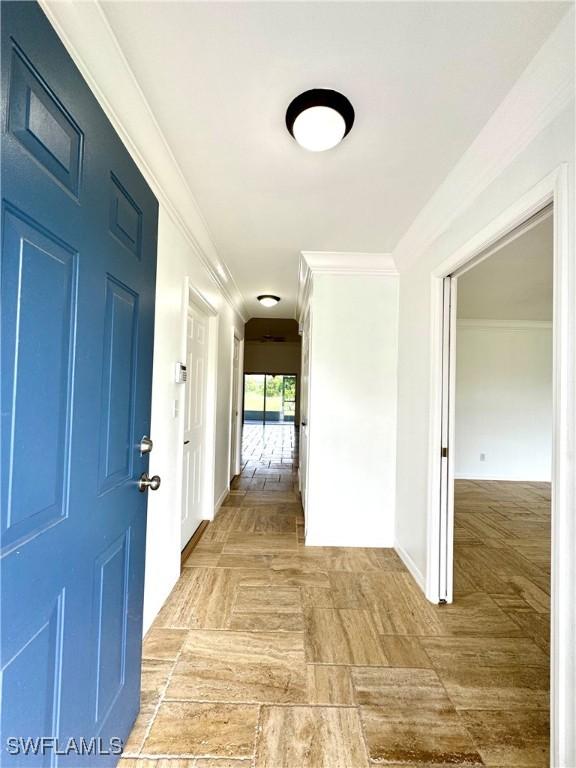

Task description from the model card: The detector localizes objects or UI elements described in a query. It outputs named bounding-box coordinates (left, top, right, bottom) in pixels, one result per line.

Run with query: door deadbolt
left=138, top=473, right=161, bottom=492
left=140, top=436, right=153, bottom=455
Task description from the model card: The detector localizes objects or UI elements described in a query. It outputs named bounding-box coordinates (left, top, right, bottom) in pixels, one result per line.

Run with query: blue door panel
left=1, top=3, right=158, bottom=766
left=98, top=279, right=138, bottom=494
left=93, top=531, right=130, bottom=727
left=7, top=45, right=83, bottom=197
left=1, top=206, right=76, bottom=549
left=0, top=592, right=65, bottom=768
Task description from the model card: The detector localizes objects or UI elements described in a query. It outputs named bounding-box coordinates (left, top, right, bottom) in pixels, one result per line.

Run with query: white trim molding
left=39, top=0, right=248, bottom=323
left=426, top=165, right=575, bottom=767
left=395, top=543, right=426, bottom=592
left=297, top=251, right=397, bottom=320
left=456, top=319, right=552, bottom=331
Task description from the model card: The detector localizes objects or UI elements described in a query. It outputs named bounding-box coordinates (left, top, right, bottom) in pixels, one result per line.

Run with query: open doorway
left=453, top=210, right=552, bottom=613
left=431, top=204, right=555, bottom=760
left=243, top=373, right=297, bottom=425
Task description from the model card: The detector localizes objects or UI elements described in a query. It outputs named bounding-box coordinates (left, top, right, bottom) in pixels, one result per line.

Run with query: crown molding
left=393, top=7, right=574, bottom=273
left=39, top=0, right=248, bottom=323
left=457, top=318, right=552, bottom=331
left=296, top=251, right=398, bottom=321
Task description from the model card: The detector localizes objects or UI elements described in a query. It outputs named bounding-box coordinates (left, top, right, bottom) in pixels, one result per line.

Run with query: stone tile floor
left=120, top=426, right=550, bottom=767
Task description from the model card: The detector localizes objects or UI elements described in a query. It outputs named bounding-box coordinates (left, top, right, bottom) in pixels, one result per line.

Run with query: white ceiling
left=457, top=216, right=553, bottom=321
left=101, top=1, right=567, bottom=319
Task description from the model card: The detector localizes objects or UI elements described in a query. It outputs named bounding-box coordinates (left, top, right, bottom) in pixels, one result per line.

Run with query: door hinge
left=441, top=446, right=448, bottom=458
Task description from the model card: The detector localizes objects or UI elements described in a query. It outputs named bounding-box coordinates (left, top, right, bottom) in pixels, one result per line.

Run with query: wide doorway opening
left=243, top=373, right=297, bottom=425
left=434, top=205, right=554, bottom=765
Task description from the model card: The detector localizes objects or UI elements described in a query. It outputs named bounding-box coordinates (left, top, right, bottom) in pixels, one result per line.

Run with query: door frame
left=426, top=164, right=574, bottom=765
left=229, top=330, right=243, bottom=480
left=178, top=278, right=219, bottom=541
left=242, top=372, right=298, bottom=426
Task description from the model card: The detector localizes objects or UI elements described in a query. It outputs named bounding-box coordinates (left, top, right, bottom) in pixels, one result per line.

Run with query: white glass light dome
left=286, top=89, right=355, bottom=152
left=292, top=106, right=347, bottom=152
left=257, top=295, right=281, bottom=308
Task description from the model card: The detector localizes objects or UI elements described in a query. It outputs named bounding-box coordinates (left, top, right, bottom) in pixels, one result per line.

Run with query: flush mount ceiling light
left=257, top=294, right=281, bottom=308
left=286, top=89, right=355, bottom=152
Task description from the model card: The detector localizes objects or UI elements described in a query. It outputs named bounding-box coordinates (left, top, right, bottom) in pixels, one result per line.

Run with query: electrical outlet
left=480, top=453, right=486, bottom=462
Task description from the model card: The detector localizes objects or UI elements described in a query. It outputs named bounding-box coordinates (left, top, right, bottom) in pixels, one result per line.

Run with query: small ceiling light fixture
left=257, top=294, right=281, bottom=308
left=286, top=88, right=355, bottom=152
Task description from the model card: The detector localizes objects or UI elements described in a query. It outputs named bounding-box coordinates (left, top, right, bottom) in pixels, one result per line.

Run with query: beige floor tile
left=420, top=636, right=548, bottom=669
left=217, top=554, right=272, bottom=570
left=255, top=706, right=368, bottom=768
left=304, top=609, right=387, bottom=665
left=300, top=586, right=335, bottom=608
left=233, top=509, right=296, bottom=534
left=166, top=659, right=306, bottom=704
left=233, top=585, right=302, bottom=614
left=241, top=491, right=300, bottom=506
left=122, top=710, right=156, bottom=754
left=154, top=569, right=261, bottom=629
left=224, top=532, right=297, bottom=554
left=306, top=664, right=355, bottom=704
left=359, top=705, right=483, bottom=766
left=228, top=612, right=304, bottom=632
left=143, top=701, right=259, bottom=757
left=183, top=544, right=223, bottom=567
left=505, top=611, right=550, bottom=654
left=435, top=592, right=524, bottom=637
left=142, top=628, right=188, bottom=661
left=140, top=659, right=173, bottom=713
left=181, top=629, right=305, bottom=666
left=379, top=636, right=432, bottom=668
left=432, top=664, right=549, bottom=710
left=459, top=709, right=549, bottom=766
left=351, top=667, right=452, bottom=710
left=364, top=573, right=443, bottom=635
left=194, top=761, right=252, bottom=768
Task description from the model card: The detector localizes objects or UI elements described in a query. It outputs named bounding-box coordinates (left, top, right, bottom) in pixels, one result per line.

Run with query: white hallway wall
left=454, top=321, right=552, bottom=482
left=145, top=210, right=244, bottom=632
left=306, top=273, right=399, bottom=547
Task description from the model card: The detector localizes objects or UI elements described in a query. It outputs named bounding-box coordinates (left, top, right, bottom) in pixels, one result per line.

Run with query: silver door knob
left=138, top=473, right=161, bottom=492
left=140, top=436, right=153, bottom=455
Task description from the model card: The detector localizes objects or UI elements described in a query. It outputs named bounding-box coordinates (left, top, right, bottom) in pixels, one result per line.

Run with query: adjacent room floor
left=120, top=427, right=550, bottom=767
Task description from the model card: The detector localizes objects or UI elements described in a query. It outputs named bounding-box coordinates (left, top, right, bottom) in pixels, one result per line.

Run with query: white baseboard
left=214, top=487, right=229, bottom=517
left=394, top=542, right=426, bottom=592
left=455, top=472, right=551, bottom=482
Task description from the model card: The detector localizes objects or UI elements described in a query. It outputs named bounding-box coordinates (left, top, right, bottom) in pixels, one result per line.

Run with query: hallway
left=120, top=427, right=550, bottom=767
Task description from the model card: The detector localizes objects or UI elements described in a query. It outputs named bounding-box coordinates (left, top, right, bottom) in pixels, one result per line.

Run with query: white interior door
left=181, top=303, right=208, bottom=548
left=230, top=335, right=241, bottom=480
left=438, top=275, right=456, bottom=603
left=299, top=309, right=311, bottom=519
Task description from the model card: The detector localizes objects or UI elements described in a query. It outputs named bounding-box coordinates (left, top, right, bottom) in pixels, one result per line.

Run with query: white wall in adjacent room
left=454, top=321, right=552, bottom=481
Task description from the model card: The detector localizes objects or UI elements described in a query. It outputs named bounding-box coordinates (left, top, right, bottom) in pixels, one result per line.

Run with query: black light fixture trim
left=286, top=89, right=355, bottom=140
left=257, top=294, right=281, bottom=304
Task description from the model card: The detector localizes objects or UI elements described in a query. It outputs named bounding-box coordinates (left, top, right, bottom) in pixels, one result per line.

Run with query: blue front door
left=1, top=3, right=158, bottom=765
